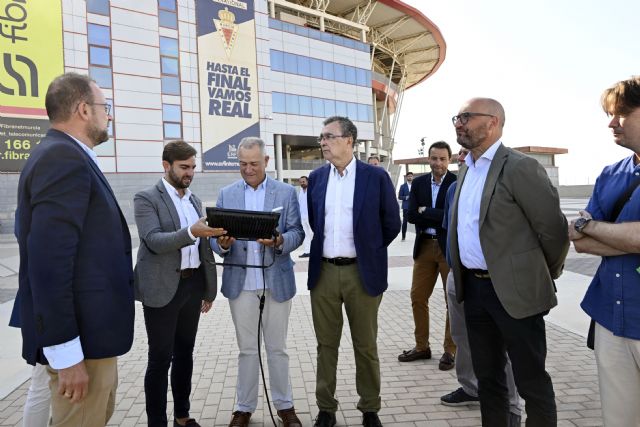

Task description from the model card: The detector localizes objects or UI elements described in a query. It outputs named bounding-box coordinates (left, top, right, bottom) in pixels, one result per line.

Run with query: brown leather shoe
left=439, top=352, right=455, bottom=370
left=278, top=406, right=302, bottom=427
left=398, top=347, right=431, bottom=362
left=228, top=411, right=251, bottom=427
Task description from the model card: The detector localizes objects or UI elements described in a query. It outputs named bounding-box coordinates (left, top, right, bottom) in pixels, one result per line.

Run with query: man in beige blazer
left=448, top=98, right=569, bottom=427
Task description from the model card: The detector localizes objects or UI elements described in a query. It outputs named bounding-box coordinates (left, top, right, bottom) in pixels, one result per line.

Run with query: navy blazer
left=306, top=159, right=401, bottom=297
left=407, top=171, right=456, bottom=258
left=398, top=183, right=411, bottom=210
left=15, top=129, right=135, bottom=365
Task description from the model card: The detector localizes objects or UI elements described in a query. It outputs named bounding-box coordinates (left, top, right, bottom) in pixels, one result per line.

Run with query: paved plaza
left=0, top=198, right=606, bottom=426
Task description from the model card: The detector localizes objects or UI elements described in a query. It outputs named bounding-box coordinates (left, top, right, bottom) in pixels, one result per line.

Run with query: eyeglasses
left=317, top=133, right=347, bottom=143
left=90, top=103, right=112, bottom=115
left=451, top=112, right=495, bottom=125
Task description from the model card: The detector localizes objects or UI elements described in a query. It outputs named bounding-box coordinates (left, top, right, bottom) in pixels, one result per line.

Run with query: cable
left=257, top=241, right=278, bottom=427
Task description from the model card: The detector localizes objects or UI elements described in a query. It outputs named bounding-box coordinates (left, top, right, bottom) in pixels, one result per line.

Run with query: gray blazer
left=449, top=144, right=569, bottom=319
left=134, top=180, right=217, bottom=308
left=210, top=177, right=304, bottom=303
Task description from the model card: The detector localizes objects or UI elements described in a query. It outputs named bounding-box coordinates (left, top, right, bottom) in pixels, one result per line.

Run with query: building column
left=364, top=140, right=370, bottom=161
left=275, top=134, right=283, bottom=182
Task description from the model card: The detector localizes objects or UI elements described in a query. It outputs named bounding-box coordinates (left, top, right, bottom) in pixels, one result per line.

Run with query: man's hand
left=57, top=360, right=89, bottom=404
left=191, top=217, right=226, bottom=239
left=568, top=219, right=584, bottom=241
left=217, top=235, right=236, bottom=250
left=201, top=300, right=213, bottom=313
left=417, top=206, right=426, bottom=214
left=258, top=234, right=284, bottom=248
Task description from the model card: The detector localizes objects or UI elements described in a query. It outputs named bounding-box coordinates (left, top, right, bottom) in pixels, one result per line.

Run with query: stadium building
left=0, top=0, right=445, bottom=231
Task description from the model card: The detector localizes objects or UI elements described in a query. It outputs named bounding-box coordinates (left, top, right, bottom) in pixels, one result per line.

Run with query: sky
left=393, top=0, right=640, bottom=185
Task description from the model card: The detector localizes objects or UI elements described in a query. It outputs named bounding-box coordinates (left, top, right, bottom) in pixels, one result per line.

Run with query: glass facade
left=272, top=92, right=373, bottom=122
left=270, top=50, right=371, bottom=88
left=88, top=23, right=112, bottom=89
left=269, top=18, right=370, bottom=53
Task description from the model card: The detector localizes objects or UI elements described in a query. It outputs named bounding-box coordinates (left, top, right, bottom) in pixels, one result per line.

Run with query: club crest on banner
left=214, top=7, right=238, bottom=58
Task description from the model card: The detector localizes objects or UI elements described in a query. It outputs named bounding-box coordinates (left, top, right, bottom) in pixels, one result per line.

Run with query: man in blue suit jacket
left=211, top=137, right=304, bottom=427
left=397, top=172, right=413, bottom=240
left=14, top=73, right=134, bottom=426
left=307, top=116, right=400, bottom=427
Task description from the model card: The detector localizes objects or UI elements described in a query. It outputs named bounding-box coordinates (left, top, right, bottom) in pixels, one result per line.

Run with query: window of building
left=324, top=99, right=335, bottom=117
left=163, top=104, right=181, bottom=122
left=272, top=92, right=286, bottom=113
left=160, top=35, right=180, bottom=96
left=158, top=0, right=178, bottom=29
left=87, top=0, right=109, bottom=15
left=299, top=95, right=312, bottom=115
left=334, top=64, right=346, bottom=84
left=297, top=56, right=310, bottom=77
left=335, top=101, right=347, bottom=117
left=164, top=122, right=182, bottom=139
left=106, top=99, right=114, bottom=136
left=270, top=50, right=284, bottom=72
left=160, top=37, right=179, bottom=57
left=89, top=46, right=111, bottom=67
left=285, top=94, right=299, bottom=115
left=356, top=68, right=369, bottom=87
left=312, top=98, right=324, bottom=117
left=347, top=102, right=358, bottom=119
left=88, top=23, right=112, bottom=89
left=88, top=24, right=110, bottom=46
left=322, top=61, right=333, bottom=80
left=310, top=57, right=323, bottom=79
left=357, top=104, right=369, bottom=122
left=345, top=66, right=357, bottom=85
left=283, top=52, right=297, bottom=74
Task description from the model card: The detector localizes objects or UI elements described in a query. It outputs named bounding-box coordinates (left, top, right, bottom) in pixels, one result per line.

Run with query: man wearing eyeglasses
left=14, top=73, right=134, bottom=427
left=307, top=116, right=400, bottom=427
left=448, top=98, right=569, bottom=426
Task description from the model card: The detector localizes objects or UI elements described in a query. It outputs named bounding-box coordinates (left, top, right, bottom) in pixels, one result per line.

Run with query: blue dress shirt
left=581, top=155, right=640, bottom=339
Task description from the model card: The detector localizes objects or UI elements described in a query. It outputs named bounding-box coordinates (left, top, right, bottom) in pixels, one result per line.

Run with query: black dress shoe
left=362, top=412, right=382, bottom=427
left=398, top=347, right=431, bottom=362
left=313, top=411, right=336, bottom=427
left=438, top=352, right=455, bottom=370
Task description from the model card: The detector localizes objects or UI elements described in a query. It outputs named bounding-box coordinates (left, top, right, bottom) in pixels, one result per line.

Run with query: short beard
left=168, top=167, right=191, bottom=189
left=88, top=125, right=109, bottom=146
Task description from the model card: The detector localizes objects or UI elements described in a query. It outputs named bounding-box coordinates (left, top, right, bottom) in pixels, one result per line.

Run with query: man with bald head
left=448, top=98, right=569, bottom=426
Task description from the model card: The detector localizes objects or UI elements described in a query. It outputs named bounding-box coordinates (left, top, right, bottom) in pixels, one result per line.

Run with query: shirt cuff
left=187, top=225, right=196, bottom=241
left=43, top=336, right=84, bottom=369
left=219, top=245, right=230, bottom=254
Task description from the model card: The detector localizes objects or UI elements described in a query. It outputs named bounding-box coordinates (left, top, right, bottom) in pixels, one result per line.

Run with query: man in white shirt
left=449, top=98, right=568, bottom=426
left=298, top=175, right=312, bottom=258
left=134, top=141, right=224, bottom=427
left=307, top=116, right=400, bottom=427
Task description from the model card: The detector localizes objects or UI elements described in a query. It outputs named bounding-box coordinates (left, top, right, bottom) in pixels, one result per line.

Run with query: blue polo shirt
left=581, top=155, right=640, bottom=340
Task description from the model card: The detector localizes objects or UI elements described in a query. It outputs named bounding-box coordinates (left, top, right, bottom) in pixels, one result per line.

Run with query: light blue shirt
left=66, top=133, right=98, bottom=166
left=244, top=178, right=267, bottom=290
left=457, top=140, right=502, bottom=269
left=323, top=156, right=357, bottom=258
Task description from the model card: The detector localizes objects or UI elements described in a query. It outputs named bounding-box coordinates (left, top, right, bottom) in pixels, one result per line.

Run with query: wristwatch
left=574, top=217, right=592, bottom=233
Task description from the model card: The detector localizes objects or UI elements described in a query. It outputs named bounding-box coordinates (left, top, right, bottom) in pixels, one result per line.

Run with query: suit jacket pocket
left=510, top=247, right=553, bottom=303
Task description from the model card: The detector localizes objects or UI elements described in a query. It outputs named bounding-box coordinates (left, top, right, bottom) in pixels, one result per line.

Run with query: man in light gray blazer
left=449, top=98, right=568, bottom=427
left=134, top=141, right=224, bottom=427
left=211, top=137, right=304, bottom=427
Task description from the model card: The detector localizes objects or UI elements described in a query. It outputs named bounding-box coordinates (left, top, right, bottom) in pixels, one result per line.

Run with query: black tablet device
left=205, top=207, right=280, bottom=240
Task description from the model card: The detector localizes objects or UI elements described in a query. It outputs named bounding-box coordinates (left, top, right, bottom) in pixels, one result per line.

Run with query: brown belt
left=180, top=268, right=197, bottom=279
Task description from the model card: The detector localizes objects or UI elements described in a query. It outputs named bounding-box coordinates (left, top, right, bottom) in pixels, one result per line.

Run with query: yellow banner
left=0, top=0, right=64, bottom=112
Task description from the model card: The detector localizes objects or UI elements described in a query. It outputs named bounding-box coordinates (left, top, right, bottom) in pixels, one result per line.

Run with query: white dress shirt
left=457, top=141, right=502, bottom=269
left=162, top=178, right=201, bottom=270
left=425, top=171, right=447, bottom=235
left=298, top=188, right=308, bottom=220
left=323, top=156, right=357, bottom=258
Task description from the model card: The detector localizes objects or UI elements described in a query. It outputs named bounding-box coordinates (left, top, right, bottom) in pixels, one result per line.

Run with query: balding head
left=454, top=97, right=505, bottom=158
left=468, top=97, right=505, bottom=128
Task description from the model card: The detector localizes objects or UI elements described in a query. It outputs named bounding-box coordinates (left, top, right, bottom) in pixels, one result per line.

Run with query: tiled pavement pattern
left=0, top=291, right=602, bottom=427
left=0, top=198, right=606, bottom=426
